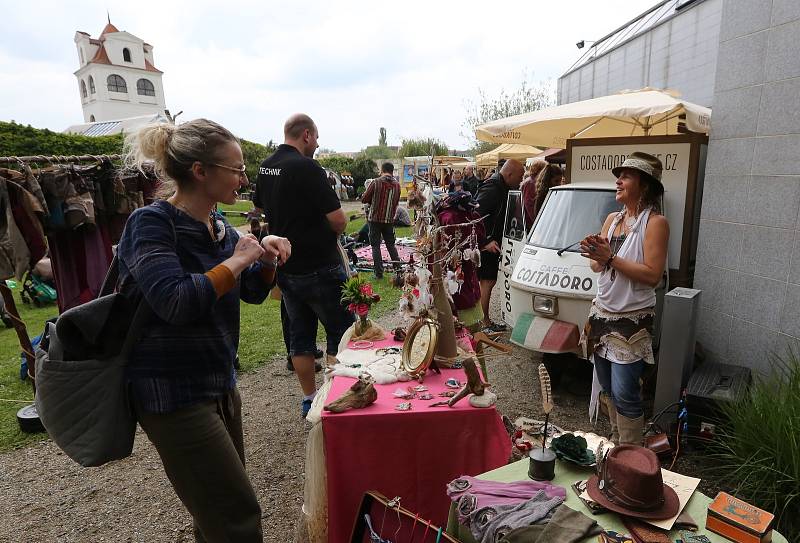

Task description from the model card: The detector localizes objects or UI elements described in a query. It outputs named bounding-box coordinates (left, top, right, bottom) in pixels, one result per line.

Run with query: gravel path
left=0, top=286, right=714, bottom=542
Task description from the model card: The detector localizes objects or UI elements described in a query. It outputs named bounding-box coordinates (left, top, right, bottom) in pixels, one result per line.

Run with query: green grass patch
left=219, top=200, right=254, bottom=227
left=0, top=286, right=60, bottom=452
left=345, top=215, right=413, bottom=239
left=236, top=276, right=401, bottom=371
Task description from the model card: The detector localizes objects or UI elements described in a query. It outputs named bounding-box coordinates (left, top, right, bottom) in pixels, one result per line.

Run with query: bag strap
left=98, top=255, right=119, bottom=298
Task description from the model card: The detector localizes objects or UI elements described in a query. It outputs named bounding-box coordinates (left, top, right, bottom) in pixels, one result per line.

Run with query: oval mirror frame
left=401, top=317, right=439, bottom=377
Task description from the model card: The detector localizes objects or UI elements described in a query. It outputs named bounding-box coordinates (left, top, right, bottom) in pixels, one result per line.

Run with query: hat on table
left=586, top=445, right=679, bottom=520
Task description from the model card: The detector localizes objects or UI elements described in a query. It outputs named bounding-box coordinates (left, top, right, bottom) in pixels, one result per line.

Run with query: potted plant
left=341, top=276, right=381, bottom=336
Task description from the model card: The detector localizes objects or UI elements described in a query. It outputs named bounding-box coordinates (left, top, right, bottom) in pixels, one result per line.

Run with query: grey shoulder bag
left=35, top=256, right=151, bottom=467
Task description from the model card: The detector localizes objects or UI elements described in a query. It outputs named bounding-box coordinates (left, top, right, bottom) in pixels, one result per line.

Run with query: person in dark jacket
left=474, top=159, right=524, bottom=331
left=462, top=165, right=481, bottom=196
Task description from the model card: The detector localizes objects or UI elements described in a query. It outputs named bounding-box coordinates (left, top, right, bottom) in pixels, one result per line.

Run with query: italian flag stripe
left=511, top=313, right=580, bottom=352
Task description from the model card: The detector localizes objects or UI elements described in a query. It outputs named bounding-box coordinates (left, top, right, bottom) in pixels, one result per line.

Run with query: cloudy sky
left=0, top=0, right=656, bottom=152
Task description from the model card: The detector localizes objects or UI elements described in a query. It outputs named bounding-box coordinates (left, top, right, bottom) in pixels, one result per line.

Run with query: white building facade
left=73, top=21, right=166, bottom=123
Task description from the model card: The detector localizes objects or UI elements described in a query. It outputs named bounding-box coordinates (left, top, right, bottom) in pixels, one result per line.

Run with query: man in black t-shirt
left=254, top=113, right=354, bottom=418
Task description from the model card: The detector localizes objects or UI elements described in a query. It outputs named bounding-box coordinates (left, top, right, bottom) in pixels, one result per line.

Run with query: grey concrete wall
left=695, top=0, right=800, bottom=374
left=558, top=0, right=722, bottom=107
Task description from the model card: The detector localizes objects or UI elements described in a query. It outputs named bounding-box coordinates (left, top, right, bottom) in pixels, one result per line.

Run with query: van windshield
left=528, top=189, right=620, bottom=252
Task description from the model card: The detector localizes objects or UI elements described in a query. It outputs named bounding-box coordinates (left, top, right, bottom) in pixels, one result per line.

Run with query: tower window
left=107, top=74, right=127, bottom=93
left=90, top=115, right=96, bottom=122
left=137, top=78, right=156, bottom=96
left=80, top=80, right=87, bottom=98
left=123, top=47, right=132, bottom=62
left=89, top=76, right=95, bottom=94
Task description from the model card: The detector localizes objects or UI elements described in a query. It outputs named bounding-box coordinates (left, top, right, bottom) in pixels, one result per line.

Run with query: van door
left=500, top=190, right=526, bottom=327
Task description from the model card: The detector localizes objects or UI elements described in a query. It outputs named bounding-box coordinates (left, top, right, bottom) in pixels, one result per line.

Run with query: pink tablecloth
left=322, top=338, right=511, bottom=543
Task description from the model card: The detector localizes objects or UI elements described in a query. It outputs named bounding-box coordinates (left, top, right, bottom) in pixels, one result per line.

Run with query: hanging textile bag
left=35, top=256, right=150, bottom=467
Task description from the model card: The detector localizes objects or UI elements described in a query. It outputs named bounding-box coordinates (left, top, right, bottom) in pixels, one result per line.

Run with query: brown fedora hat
left=612, top=152, right=664, bottom=195
left=586, top=445, right=679, bottom=520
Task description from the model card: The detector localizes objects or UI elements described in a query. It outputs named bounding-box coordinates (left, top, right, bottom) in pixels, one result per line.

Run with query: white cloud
left=0, top=0, right=657, bottom=151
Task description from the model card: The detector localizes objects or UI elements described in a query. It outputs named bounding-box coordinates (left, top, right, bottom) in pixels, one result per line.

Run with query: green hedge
left=0, top=121, right=272, bottom=183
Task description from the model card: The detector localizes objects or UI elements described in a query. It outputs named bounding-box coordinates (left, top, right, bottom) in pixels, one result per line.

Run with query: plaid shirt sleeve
left=118, top=207, right=218, bottom=325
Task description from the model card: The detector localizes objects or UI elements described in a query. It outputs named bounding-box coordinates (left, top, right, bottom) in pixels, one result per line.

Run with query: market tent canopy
left=475, top=143, right=544, bottom=168
left=475, top=88, right=711, bottom=149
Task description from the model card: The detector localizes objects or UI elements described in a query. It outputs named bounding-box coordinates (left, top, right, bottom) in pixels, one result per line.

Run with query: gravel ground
left=0, top=285, right=718, bottom=542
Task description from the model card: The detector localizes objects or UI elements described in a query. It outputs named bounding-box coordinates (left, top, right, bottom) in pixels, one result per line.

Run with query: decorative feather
left=538, top=364, right=554, bottom=414
left=538, top=363, right=554, bottom=450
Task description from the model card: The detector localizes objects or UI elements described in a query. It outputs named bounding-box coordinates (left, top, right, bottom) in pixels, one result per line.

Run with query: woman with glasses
left=117, top=119, right=290, bottom=542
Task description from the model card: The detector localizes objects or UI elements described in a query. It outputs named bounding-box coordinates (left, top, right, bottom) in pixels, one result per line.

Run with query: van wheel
left=541, top=353, right=565, bottom=390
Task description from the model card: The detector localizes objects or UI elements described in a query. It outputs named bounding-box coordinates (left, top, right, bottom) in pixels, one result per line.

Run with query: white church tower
left=73, top=18, right=167, bottom=123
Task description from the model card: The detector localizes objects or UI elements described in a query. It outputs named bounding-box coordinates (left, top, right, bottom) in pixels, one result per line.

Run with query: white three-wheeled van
left=500, top=134, right=708, bottom=359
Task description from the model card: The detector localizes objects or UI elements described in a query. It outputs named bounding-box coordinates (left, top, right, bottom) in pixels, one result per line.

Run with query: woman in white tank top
left=579, top=152, right=670, bottom=445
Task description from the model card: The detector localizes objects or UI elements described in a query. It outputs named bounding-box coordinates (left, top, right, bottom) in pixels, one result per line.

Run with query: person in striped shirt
left=361, top=162, right=401, bottom=278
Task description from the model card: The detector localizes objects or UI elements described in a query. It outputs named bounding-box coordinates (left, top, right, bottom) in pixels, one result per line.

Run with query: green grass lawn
left=218, top=200, right=254, bottom=227
left=0, top=287, right=60, bottom=452
left=0, top=210, right=408, bottom=452
left=345, top=215, right=414, bottom=239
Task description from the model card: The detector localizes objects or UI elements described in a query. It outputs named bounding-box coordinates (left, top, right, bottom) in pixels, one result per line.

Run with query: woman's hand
left=261, top=235, right=291, bottom=265
left=233, top=234, right=265, bottom=266
left=580, top=234, right=611, bottom=264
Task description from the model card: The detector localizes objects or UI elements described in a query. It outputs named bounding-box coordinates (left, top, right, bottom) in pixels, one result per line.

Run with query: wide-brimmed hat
left=612, top=152, right=664, bottom=195
left=586, top=445, right=679, bottom=520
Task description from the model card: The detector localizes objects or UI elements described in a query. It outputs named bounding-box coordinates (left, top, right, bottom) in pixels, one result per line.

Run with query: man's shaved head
left=284, top=113, right=316, bottom=139
left=283, top=113, right=319, bottom=157
left=500, top=159, right=524, bottom=189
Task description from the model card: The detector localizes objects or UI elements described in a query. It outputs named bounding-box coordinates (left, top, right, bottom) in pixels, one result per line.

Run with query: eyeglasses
left=211, top=163, right=248, bottom=179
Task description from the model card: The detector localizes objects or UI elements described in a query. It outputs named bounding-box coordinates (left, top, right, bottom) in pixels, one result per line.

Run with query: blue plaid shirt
left=117, top=200, right=271, bottom=414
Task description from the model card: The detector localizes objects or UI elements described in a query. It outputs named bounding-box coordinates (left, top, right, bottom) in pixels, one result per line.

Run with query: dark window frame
left=123, top=47, right=132, bottom=62
left=136, top=78, right=156, bottom=96
left=107, top=74, right=127, bottom=93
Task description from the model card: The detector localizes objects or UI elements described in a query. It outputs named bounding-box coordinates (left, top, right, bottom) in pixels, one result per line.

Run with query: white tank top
left=595, top=208, right=656, bottom=313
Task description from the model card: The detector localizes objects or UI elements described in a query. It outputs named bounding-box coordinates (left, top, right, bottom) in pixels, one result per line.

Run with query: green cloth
left=446, top=459, right=789, bottom=543
left=499, top=504, right=603, bottom=542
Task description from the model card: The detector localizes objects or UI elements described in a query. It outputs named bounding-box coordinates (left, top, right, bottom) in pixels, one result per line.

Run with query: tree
left=239, top=138, right=274, bottom=183
left=318, top=155, right=355, bottom=174
left=398, top=137, right=449, bottom=158
left=378, top=127, right=387, bottom=147
left=361, top=145, right=395, bottom=160
left=349, top=155, right=378, bottom=191
left=462, top=74, right=556, bottom=154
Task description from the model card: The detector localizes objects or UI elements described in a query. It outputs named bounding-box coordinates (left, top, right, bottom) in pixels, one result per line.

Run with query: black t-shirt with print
left=254, top=144, right=342, bottom=274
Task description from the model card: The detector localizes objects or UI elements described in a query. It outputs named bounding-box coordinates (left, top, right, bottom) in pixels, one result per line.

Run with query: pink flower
left=412, top=288, right=420, bottom=297
left=360, top=283, right=374, bottom=296
left=355, top=303, right=370, bottom=317
left=347, top=303, right=356, bottom=312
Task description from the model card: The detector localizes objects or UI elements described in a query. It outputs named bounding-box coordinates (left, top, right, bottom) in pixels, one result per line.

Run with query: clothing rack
left=0, top=154, right=122, bottom=165
left=0, top=153, right=123, bottom=388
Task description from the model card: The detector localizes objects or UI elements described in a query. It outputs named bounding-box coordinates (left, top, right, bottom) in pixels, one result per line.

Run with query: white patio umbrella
left=475, top=143, right=543, bottom=167
left=475, top=88, right=711, bottom=149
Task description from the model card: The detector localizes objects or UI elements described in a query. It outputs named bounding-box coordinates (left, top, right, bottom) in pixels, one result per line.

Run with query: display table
left=445, top=458, right=788, bottom=542
left=321, top=337, right=511, bottom=543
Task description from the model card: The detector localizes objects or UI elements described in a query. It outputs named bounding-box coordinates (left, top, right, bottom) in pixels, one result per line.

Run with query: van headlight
left=533, top=295, right=557, bottom=316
